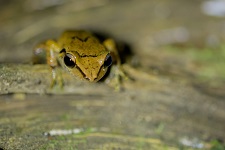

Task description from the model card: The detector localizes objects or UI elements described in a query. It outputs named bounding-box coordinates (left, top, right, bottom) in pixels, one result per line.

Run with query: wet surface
left=0, top=0, right=225, bottom=149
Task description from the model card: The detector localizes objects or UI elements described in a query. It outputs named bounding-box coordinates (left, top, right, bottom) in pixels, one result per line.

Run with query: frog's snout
left=85, top=75, right=98, bottom=82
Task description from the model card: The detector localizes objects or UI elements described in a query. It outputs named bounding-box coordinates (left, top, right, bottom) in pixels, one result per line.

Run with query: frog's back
left=57, top=30, right=108, bottom=56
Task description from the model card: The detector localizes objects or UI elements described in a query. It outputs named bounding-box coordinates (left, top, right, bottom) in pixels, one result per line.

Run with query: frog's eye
left=104, top=53, right=112, bottom=68
left=64, top=53, right=76, bottom=68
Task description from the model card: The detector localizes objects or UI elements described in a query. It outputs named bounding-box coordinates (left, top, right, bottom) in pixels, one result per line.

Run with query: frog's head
left=60, top=49, right=112, bottom=82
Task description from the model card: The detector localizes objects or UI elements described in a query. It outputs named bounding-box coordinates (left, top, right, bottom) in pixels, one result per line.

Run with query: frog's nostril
left=85, top=76, right=97, bottom=82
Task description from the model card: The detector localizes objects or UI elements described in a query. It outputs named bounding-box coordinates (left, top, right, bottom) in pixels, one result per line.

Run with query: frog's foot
left=105, top=65, right=129, bottom=91
left=50, top=77, right=64, bottom=89
left=50, top=68, right=64, bottom=89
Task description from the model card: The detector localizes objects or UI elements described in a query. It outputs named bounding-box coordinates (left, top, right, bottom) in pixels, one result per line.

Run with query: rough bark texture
left=0, top=0, right=225, bottom=149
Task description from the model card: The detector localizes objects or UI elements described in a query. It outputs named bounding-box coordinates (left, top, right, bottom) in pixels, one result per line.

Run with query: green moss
left=165, top=45, right=225, bottom=82
left=210, top=140, right=225, bottom=150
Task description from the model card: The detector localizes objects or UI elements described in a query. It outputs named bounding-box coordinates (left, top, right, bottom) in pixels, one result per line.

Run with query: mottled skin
left=33, top=30, right=124, bottom=89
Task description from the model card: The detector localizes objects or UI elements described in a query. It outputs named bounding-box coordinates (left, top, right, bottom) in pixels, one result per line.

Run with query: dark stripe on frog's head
left=59, top=48, right=66, bottom=53
left=71, top=36, right=89, bottom=42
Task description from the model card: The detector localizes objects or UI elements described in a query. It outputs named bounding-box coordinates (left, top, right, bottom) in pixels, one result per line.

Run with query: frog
left=33, top=30, right=126, bottom=90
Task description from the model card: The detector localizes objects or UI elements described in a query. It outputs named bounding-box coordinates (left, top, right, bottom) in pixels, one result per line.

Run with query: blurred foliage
left=210, top=140, right=225, bottom=150
left=165, top=45, right=225, bottom=83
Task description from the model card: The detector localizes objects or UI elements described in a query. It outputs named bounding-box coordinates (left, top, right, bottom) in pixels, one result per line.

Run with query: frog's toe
left=105, top=66, right=130, bottom=91
left=105, top=75, right=121, bottom=91
left=49, top=73, right=64, bottom=89
left=50, top=79, right=57, bottom=88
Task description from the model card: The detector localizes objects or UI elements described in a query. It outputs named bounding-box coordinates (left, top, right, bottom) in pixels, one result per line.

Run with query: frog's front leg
left=33, top=40, right=63, bottom=88
left=103, top=39, right=128, bottom=91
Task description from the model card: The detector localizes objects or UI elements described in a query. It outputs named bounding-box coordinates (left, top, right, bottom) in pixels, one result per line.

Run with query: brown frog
left=33, top=30, right=126, bottom=90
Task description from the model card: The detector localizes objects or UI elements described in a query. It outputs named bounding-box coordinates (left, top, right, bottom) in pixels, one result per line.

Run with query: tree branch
left=0, top=64, right=111, bottom=95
